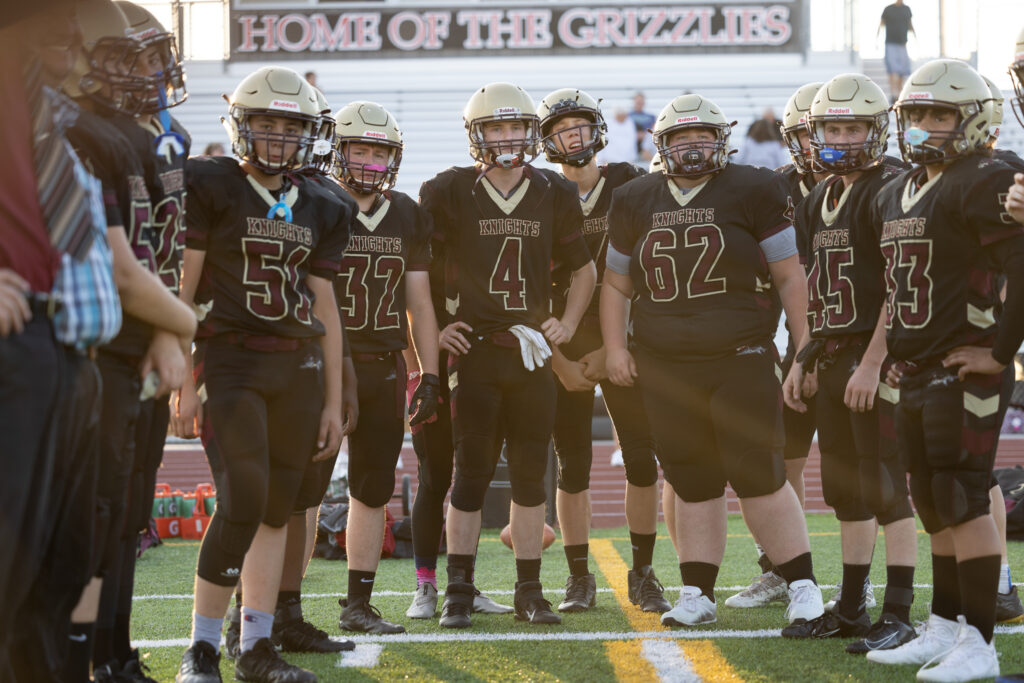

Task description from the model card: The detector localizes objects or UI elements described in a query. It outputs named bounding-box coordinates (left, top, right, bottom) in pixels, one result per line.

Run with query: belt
left=353, top=351, right=396, bottom=363
left=215, top=332, right=304, bottom=352
left=891, top=355, right=947, bottom=378
left=26, top=291, right=62, bottom=319
left=473, top=331, right=519, bottom=348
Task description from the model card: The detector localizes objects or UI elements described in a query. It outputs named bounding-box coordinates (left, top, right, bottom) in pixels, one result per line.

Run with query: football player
left=862, top=59, right=1024, bottom=682
left=53, top=3, right=197, bottom=680
left=329, top=100, right=441, bottom=634
left=780, top=74, right=918, bottom=650
left=222, top=89, right=360, bottom=660
left=724, top=81, right=828, bottom=611
left=1010, top=26, right=1024, bottom=128
left=171, top=66, right=349, bottom=683
left=421, top=82, right=596, bottom=628
left=536, top=87, right=669, bottom=614
left=602, top=94, right=824, bottom=629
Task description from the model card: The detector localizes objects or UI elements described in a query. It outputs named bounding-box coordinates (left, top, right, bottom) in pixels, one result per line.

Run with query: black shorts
left=343, top=352, right=407, bottom=508
left=198, top=338, right=324, bottom=528
left=449, top=338, right=556, bottom=509
left=898, top=362, right=1010, bottom=533
left=635, top=344, right=786, bottom=503
left=816, top=343, right=911, bottom=524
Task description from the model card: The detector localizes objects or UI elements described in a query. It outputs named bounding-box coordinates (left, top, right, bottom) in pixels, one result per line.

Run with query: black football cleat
left=175, top=641, right=222, bottom=683
left=558, top=573, right=597, bottom=613
left=234, top=637, right=317, bottom=683
left=997, top=585, right=1024, bottom=623
left=627, top=565, right=672, bottom=613
left=846, top=612, right=917, bottom=653
left=782, top=609, right=871, bottom=639
left=273, top=598, right=354, bottom=652
left=514, top=581, right=561, bottom=625
left=338, top=596, right=405, bottom=634
left=439, top=580, right=474, bottom=629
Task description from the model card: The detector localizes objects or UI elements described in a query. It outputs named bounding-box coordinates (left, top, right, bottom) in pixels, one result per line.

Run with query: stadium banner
left=229, top=1, right=806, bottom=60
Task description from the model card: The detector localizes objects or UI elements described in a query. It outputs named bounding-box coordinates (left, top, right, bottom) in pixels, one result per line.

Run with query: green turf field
left=131, top=514, right=1024, bottom=681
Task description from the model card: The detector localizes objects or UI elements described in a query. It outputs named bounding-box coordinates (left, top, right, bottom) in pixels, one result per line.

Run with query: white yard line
left=642, top=639, right=701, bottom=683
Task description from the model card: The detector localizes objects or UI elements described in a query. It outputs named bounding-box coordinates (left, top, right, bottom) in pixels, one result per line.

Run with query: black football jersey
left=872, top=154, right=1023, bottom=361
left=608, top=163, right=791, bottom=359
left=994, top=148, right=1024, bottom=172
left=552, top=162, right=645, bottom=320
left=67, top=107, right=156, bottom=357
left=797, top=157, right=909, bottom=338
left=778, top=163, right=817, bottom=202
left=185, top=157, right=352, bottom=340
left=110, top=114, right=190, bottom=292
left=420, top=165, right=591, bottom=336
left=333, top=189, right=432, bottom=354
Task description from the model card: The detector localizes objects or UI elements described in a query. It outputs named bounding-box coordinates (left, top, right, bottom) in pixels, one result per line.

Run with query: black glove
left=795, top=338, right=825, bottom=373
left=408, top=373, right=440, bottom=426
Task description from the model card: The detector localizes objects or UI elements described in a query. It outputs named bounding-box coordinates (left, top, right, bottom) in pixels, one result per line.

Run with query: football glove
left=408, top=372, right=441, bottom=426
left=510, top=324, right=552, bottom=371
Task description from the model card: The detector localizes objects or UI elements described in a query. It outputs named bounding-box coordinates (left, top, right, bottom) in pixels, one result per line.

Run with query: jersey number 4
left=881, top=239, right=933, bottom=329
left=490, top=237, right=527, bottom=310
left=338, top=254, right=405, bottom=331
left=640, top=225, right=726, bottom=302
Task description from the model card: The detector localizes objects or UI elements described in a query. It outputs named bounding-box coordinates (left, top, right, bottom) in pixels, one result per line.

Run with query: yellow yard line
left=590, top=538, right=666, bottom=632
left=605, top=640, right=660, bottom=681
left=680, top=640, right=744, bottom=682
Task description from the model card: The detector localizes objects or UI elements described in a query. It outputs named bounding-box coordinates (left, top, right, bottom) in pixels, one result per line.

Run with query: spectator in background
left=304, top=70, right=318, bottom=88
left=202, top=142, right=225, bottom=156
left=601, top=107, right=640, bottom=164
left=734, top=108, right=789, bottom=169
left=629, top=92, right=656, bottom=162
left=878, top=0, right=915, bottom=102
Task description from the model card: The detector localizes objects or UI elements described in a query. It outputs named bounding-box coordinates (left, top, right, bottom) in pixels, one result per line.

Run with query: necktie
left=24, top=56, right=94, bottom=260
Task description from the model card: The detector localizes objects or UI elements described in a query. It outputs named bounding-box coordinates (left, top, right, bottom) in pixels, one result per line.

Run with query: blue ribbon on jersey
left=153, top=83, right=186, bottom=158
left=818, top=147, right=846, bottom=163
left=267, top=196, right=293, bottom=222
left=904, top=127, right=930, bottom=146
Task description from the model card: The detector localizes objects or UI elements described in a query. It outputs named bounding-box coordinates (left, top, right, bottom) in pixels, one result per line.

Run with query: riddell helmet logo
left=363, top=130, right=386, bottom=139
left=675, top=116, right=700, bottom=123
left=493, top=106, right=521, bottom=116
left=269, top=99, right=300, bottom=111
left=826, top=107, right=853, bottom=114
left=906, top=92, right=933, bottom=100
left=131, top=27, right=160, bottom=40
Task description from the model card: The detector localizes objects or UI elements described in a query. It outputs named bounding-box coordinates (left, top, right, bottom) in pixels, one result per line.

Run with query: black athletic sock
left=63, top=622, right=94, bottom=682
left=882, top=565, right=915, bottom=624
left=277, top=590, right=301, bottom=608
left=958, top=554, right=1000, bottom=643
left=516, top=558, right=542, bottom=584
left=448, top=554, right=475, bottom=584
left=680, top=562, right=719, bottom=601
left=347, top=570, right=375, bottom=601
left=563, top=543, right=590, bottom=577
left=776, top=552, right=815, bottom=585
left=931, top=553, right=960, bottom=622
left=630, top=532, right=656, bottom=570
left=838, top=564, right=871, bottom=618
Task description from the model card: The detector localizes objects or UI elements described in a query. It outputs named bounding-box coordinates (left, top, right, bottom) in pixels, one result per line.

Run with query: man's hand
left=943, top=346, right=1006, bottom=380
left=579, top=346, right=608, bottom=382
left=171, top=384, right=202, bottom=439
left=0, top=269, right=30, bottom=337
left=606, top=347, right=637, bottom=387
left=409, top=373, right=441, bottom=426
left=552, top=352, right=596, bottom=392
left=440, top=321, right=473, bottom=356
left=312, top=402, right=344, bottom=462
left=139, top=330, right=186, bottom=397
left=541, top=317, right=572, bottom=346
left=342, top=357, right=359, bottom=435
left=845, top=361, right=880, bottom=412
left=783, top=363, right=808, bottom=412
left=1006, top=173, right=1024, bottom=224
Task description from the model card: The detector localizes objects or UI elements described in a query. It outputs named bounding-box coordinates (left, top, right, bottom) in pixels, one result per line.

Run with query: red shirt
left=0, top=46, right=59, bottom=292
